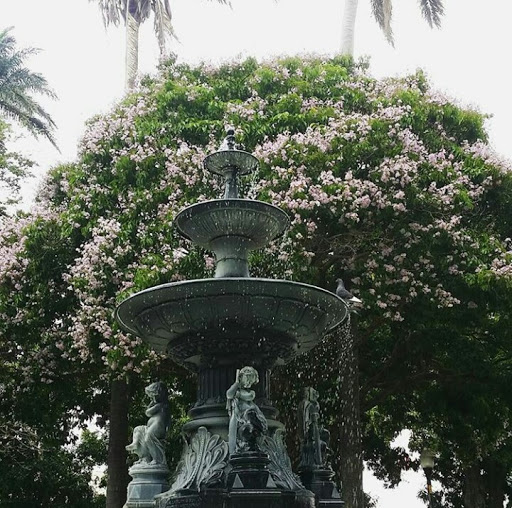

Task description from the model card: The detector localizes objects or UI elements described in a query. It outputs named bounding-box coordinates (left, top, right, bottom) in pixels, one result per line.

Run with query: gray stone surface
left=169, top=426, right=228, bottom=493
left=261, top=429, right=304, bottom=491
left=124, top=464, right=169, bottom=508
left=126, top=381, right=170, bottom=466
left=298, top=387, right=326, bottom=469
left=226, top=366, right=268, bottom=454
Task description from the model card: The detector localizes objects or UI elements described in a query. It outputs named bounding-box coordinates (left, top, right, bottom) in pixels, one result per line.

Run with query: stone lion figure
left=126, top=381, right=170, bottom=466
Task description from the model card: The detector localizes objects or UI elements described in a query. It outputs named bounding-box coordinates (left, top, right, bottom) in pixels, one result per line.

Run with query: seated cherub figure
left=126, top=381, right=170, bottom=466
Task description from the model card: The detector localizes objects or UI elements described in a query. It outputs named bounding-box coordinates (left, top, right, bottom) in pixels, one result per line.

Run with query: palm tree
left=0, top=28, right=57, bottom=148
left=94, top=0, right=173, bottom=90
left=340, top=0, right=445, bottom=55
left=93, top=0, right=228, bottom=90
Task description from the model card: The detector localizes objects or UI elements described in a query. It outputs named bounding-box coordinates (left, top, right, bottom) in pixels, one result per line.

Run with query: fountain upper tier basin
left=115, top=278, right=348, bottom=369
left=175, top=199, right=289, bottom=250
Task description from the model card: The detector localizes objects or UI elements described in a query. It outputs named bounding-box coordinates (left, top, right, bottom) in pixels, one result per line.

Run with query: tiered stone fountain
left=116, top=130, right=349, bottom=508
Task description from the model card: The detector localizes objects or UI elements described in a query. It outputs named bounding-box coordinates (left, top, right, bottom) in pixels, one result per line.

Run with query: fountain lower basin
left=115, top=278, right=348, bottom=369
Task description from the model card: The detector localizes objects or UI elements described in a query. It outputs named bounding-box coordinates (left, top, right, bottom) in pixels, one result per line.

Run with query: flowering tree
left=1, top=56, right=512, bottom=507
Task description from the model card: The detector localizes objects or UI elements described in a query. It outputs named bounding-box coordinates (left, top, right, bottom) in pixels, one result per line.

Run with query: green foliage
left=0, top=28, right=57, bottom=147
left=0, top=120, right=32, bottom=213
left=0, top=421, right=104, bottom=507
left=1, top=55, right=512, bottom=506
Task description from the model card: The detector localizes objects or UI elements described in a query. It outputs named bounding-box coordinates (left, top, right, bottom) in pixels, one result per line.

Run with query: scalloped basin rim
left=175, top=198, right=290, bottom=214
left=174, top=199, right=290, bottom=225
left=203, top=150, right=259, bottom=176
left=117, top=277, right=345, bottom=303
left=115, top=277, right=348, bottom=340
left=174, top=199, right=290, bottom=247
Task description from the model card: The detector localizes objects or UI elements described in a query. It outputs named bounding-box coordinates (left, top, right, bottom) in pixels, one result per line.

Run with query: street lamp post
left=420, top=448, right=435, bottom=507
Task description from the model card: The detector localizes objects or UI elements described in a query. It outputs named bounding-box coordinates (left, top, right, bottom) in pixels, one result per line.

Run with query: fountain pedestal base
left=226, top=452, right=315, bottom=508
left=124, top=464, right=169, bottom=508
left=298, top=468, right=343, bottom=508
left=227, top=451, right=278, bottom=490
left=157, top=490, right=202, bottom=508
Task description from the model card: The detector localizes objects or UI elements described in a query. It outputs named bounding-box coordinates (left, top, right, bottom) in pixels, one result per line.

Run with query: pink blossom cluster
left=79, top=96, right=155, bottom=155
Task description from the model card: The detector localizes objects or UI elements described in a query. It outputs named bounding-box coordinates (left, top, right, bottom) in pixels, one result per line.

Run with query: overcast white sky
left=4, top=0, right=510, bottom=505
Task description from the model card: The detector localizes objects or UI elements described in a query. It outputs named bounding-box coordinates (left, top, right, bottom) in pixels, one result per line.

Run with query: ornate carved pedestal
left=298, top=468, right=343, bottom=508
left=228, top=451, right=277, bottom=490
left=154, top=427, right=228, bottom=508
left=228, top=451, right=314, bottom=508
left=125, top=463, right=170, bottom=508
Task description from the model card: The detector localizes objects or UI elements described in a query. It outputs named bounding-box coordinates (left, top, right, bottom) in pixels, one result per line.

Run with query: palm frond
left=419, top=0, right=444, bottom=28
left=0, top=67, right=57, bottom=100
left=0, top=99, right=57, bottom=148
left=132, top=0, right=152, bottom=22
left=0, top=27, right=16, bottom=53
left=91, top=0, right=126, bottom=27
left=0, top=28, right=58, bottom=149
left=151, top=0, right=175, bottom=55
left=370, top=0, right=394, bottom=46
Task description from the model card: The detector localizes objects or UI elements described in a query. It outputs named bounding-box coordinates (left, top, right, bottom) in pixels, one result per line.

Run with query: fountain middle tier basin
left=174, top=199, right=290, bottom=250
left=115, top=278, right=348, bottom=369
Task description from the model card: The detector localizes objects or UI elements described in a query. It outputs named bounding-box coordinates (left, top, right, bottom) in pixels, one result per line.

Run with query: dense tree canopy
left=1, top=55, right=511, bottom=506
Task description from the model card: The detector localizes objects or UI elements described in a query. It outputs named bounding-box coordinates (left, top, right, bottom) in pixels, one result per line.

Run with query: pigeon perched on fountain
left=335, top=278, right=362, bottom=305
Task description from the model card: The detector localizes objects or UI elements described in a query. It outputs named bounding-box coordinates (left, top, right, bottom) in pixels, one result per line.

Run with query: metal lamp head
left=420, top=448, right=435, bottom=470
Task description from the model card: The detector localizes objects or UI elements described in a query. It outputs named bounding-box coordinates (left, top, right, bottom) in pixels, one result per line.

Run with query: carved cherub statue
left=226, top=366, right=268, bottom=454
left=126, top=381, right=170, bottom=466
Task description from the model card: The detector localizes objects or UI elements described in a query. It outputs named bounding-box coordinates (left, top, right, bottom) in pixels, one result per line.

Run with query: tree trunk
left=106, top=378, right=131, bottom=508
left=333, top=318, right=364, bottom=508
left=340, top=0, right=359, bottom=56
left=463, top=463, right=486, bottom=508
left=485, top=458, right=506, bottom=508
left=125, top=8, right=140, bottom=90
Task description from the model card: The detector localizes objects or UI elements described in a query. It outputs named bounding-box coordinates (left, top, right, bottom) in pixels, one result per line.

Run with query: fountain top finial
left=218, top=126, right=237, bottom=151
left=203, top=127, right=259, bottom=199
left=203, top=128, right=259, bottom=180
left=223, top=126, right=236, bottom=150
